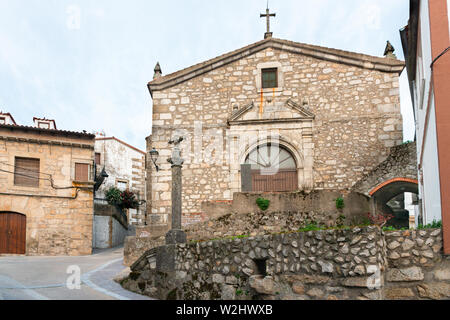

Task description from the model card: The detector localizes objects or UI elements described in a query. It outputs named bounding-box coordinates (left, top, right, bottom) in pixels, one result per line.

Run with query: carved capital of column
left=167, top=156, right=184, bottom=167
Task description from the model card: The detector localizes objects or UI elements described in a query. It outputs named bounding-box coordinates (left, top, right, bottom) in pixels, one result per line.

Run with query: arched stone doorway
left=0, top=212, right=26, bottom=254
left=369, top=178, right=419, bottom=229
left=244, top=143, right=298, bottom=192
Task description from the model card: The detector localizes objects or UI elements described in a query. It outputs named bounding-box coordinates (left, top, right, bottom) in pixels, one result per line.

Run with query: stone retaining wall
left=123, top=236, right=164, bottom=267
left=123, top=226, right=386, bottom=300
left=123, top=190, right=371, bottom=265
left=121, top=227, right=450, bottom=300
left=383, top=228, right=449, bottom=300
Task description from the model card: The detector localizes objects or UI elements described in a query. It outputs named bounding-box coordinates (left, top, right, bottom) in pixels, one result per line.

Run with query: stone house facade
left=0, top=116, right=95, bottom=256
left=146, top=37, right=405, bottom=237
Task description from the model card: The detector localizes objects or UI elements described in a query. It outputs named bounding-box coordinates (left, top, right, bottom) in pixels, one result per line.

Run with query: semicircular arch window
left=244, top=144, right=297, bottom=192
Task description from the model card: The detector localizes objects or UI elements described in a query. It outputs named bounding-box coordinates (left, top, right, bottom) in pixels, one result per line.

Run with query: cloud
left=364, top=4, right=382, bottom=30
left=0, top=0, right=412, bottom=150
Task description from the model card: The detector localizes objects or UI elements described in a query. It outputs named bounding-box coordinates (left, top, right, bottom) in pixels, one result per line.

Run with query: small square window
left=0, top=117, right=5, bottom=124
left=262, top=68, right=278, bottom=88
left=116, top=180, right=128, bottom=191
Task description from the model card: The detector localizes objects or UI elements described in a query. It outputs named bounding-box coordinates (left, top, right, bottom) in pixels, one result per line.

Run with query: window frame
left=0, top=117, right=5, bottom=125
left=255, top=61, right=283, bottom=92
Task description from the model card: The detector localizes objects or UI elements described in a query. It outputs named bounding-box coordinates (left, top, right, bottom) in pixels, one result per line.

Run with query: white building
left=400, top=0, right=450, bottom=254
left=0, top=112, right=17, bottom=125
left=94, top=136, right=146, bottom=225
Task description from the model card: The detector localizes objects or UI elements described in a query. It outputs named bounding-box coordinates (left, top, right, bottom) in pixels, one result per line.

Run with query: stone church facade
left=146, top=37, right=405, bottom=237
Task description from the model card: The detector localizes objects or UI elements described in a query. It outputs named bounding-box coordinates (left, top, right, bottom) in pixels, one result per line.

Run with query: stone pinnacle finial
left=384, top=41, right=396, bottom=59
left=153, top=62, right=162, bottom=79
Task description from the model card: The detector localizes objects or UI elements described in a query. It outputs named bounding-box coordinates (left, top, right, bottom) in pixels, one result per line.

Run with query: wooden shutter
left=75, top=163, right=89, bottom=181
left=95, top=153, right=101, bottom=165
left=252, top=170, right=298, bottom=192
left=14, top=157, right=40, bottom=187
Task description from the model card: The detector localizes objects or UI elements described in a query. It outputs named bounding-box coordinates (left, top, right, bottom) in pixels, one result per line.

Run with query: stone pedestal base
left=165, top=229, right=187, bottom=245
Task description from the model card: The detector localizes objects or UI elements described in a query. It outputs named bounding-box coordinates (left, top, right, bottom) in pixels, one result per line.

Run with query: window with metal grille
left=14, top=157, right=40, bottom=187
left=75, top=163, right=90, bottom=182
left=95, top=153, right=101, bottom=165
left=262, top=68, right=278, bottom=88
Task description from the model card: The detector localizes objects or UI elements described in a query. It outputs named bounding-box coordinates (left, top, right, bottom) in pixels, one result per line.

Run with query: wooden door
left=246, top=144, right=299, bottom=192
left=0, top=212, right=26, bottom=254
left=252, top=170, right=298, bottom=192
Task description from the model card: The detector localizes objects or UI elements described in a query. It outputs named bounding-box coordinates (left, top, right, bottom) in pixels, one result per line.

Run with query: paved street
left=0, top=246, right=151, bottom=300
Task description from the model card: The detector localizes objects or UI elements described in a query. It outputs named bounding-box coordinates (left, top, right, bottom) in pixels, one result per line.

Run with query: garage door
left=0, top=212, right=26, bottom=254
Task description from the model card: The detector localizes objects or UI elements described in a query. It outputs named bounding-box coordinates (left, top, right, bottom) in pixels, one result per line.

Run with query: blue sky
left=0, top=0, right=413, bottom=150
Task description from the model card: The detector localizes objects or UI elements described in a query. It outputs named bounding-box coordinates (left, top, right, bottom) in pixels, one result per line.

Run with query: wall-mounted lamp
left=149, top=148, right=160, bottom=172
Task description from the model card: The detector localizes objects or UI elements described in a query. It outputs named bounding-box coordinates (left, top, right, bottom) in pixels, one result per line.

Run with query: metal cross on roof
left=260, top=5, right=276, bottom=39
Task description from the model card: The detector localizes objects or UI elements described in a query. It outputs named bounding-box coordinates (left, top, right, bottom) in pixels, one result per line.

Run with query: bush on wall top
left=256, top=197, right=270, bottom=211
left=105, top=187, right=139, bottom=209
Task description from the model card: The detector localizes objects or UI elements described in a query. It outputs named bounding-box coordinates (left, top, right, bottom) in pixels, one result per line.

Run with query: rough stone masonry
left=121, top=227, right=449, bottom=300
left=145, top=37, right=405, bottom=237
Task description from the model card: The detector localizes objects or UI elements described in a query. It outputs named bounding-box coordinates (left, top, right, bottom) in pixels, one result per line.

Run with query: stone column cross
left=166, top=136, right=187, bottom=244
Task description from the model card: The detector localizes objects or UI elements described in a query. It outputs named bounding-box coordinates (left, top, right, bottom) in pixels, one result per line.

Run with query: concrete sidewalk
left=0, top=246, right=152, bottom=300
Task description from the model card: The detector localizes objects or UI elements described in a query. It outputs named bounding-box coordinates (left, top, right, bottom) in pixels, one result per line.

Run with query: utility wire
left=430, top=46, right=450, bottom=69
left=0, top=161, right=51, bottom=176
left=0, top=165, right=92, bottom=190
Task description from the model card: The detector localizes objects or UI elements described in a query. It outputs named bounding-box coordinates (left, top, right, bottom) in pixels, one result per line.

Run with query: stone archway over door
left=245, top=144, right=298, bottom=192
left=0, top=212, right=26, bottom=254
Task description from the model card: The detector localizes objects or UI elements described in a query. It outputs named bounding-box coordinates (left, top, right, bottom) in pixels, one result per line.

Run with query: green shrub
left=298, top=221, right=323, bottom=232
left=256, top=197, right=270, bottom=211
left=105, top=187, right=122, bottom=206
left=335, top=197, right=345, bottom=210
left=105, top=187, right=139, bottom=209
left=418, top=220, right=442, bottom=229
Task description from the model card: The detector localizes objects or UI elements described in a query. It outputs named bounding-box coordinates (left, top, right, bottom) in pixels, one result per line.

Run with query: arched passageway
left=370, top=179, right=419, bottom=229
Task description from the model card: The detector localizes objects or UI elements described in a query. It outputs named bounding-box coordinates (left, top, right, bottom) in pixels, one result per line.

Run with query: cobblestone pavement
left=0, top=246, right=152, bottom=300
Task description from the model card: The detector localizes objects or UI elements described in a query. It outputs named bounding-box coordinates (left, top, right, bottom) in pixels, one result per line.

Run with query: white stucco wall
left=448, top=0, right=450, bottom=38
left=93, top=215, right=110, bottom=249
left=0, top=114, right=15, bottom=125
left=93, top=215, right=128, bottom=248
left=421, top=96, right=442, bottom=225
left=94, top=138, right=146, bottom=200
left=111, top=218, right=128, bottom=247
left=413, top=0, right=443, bottom=225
